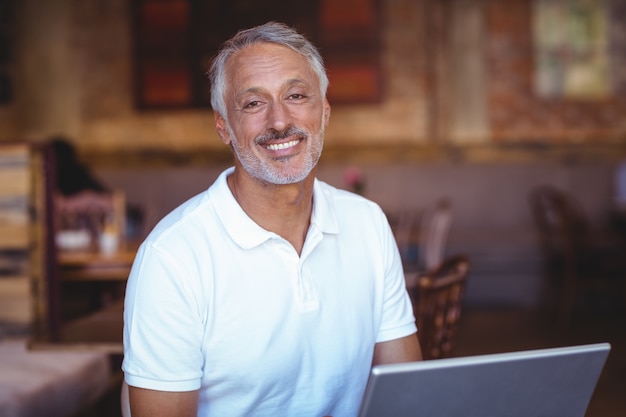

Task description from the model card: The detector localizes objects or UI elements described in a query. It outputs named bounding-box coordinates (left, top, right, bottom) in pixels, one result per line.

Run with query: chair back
left=528, top=184, right=626, bottom=323
left=55, top=189, right=126, bottom=250
left=418, top=198, right=453, bottom=271
left=387, top=208, right=421, bottom=271
left=412, top=254, right=470, bottom=360
left=528, top=185, right=589, bottom=263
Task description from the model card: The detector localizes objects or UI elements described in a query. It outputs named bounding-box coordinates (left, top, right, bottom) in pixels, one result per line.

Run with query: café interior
left=1, top=0, right=625, bottom=416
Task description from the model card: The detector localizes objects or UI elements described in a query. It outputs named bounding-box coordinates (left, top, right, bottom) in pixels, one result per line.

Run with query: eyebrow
left=238, top=78, right=312, bottom=97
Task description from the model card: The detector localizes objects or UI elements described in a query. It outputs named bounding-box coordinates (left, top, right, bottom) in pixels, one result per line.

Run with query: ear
left=322, top=99, right=331, bottom=128
left=214, top=112, right=231, bottom=145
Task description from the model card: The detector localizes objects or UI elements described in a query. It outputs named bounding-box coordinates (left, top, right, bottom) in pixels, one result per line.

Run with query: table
left=30, top=242, right=139, bottom=353
left=58, top=241, right=139, bottom=282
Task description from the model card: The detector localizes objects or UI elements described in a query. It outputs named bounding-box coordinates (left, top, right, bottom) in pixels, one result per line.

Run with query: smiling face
left=215, top=42, right=331, bottom=185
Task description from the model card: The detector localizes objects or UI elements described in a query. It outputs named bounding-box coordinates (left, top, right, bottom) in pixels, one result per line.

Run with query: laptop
left=358, top=343, right=610, bottom=417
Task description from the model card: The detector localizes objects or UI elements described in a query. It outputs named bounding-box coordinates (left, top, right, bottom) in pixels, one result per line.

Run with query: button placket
left=296, top=225, right=323, bottom=312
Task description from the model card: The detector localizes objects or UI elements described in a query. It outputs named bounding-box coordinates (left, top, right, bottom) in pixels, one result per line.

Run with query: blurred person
left=50, top=136, right=109, bottom=197
left=122, top=21, right=421, bottom=417
left=50, top=137, right=115, bottom=238
left=50, top=137, right=146, bottom=244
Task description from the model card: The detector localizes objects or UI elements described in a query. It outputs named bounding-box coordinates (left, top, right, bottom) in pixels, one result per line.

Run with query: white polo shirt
left=123, top=167, right=416, bottom=417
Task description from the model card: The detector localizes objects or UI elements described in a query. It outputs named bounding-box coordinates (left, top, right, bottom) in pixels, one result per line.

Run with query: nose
left=266, top=101, right=292, bottom=132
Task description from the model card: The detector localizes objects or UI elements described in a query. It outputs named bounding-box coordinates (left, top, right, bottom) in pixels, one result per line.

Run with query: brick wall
left=2, top=0, right=625, bottom=155
left=485, top=0, right=626, bottom=142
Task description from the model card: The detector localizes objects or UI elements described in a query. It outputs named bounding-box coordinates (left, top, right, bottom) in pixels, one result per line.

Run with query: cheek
left=304, top=110, right=327, bottom=132
left=228, top=117, right=262, bottom=145
left=243, top=111, right=274, bottom=132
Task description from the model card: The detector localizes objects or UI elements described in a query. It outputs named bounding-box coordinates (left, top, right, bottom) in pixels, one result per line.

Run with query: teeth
left=266, top=139, right=299, bottom=151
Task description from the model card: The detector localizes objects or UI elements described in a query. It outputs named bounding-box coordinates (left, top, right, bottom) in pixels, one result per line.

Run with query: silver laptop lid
left=359, top=343, right=610, bottom=417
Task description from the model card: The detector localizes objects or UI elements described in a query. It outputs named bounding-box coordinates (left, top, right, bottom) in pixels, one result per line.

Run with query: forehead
left=224, top=42, right=318, bottom=91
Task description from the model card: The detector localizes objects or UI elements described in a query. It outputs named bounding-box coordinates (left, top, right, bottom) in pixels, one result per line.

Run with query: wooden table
left=58, top=242, right=139, bottom=282
left=30, top=242, right=140, bottom=353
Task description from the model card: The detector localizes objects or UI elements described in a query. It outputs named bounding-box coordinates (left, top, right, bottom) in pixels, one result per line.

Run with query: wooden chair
left=28, top=142, right=63, bottom=343
left=418, top=198, right=453, bottom=272
left=409, top=254, right=470, bottom=360
left=55, top=188, right=126, bottom=254
left=390, top=198, right=453, bottom=274
left=0, top=142, right=127, bottom=346
left=529, top=185, right=626, bottom=324
left=388, top=208, right=421, bottom=272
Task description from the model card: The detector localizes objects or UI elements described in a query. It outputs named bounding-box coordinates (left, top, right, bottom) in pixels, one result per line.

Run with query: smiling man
left=122, top=22, right=422, bottom=417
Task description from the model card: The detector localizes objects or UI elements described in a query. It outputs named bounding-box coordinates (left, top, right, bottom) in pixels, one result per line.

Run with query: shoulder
left=315, top=179, right=388, bottom=222
left=311, top=179, right=393, bottom=247
left=145, top=190, right=212, bottom=245
left=145, top=168, right=234, bottom=246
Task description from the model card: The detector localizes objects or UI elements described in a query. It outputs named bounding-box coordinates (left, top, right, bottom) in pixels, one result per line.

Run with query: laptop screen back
left=358, top=343, right=610, bottom=417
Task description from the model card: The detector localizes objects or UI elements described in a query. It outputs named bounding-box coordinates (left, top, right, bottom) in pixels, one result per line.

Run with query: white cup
left=99, top=231, right=119, bottom=255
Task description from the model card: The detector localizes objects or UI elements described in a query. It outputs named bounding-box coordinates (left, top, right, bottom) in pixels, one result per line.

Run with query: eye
left=244, top=100, right=261, bottom=109
left=288, top=93, right=308, bottom=101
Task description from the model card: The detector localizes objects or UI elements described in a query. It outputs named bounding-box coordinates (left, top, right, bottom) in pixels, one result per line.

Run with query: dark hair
left=50, top=137, right=108, bottom=196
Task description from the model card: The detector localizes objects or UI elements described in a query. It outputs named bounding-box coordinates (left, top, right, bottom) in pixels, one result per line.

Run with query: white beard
left=226, top=114, right=326, bottom=185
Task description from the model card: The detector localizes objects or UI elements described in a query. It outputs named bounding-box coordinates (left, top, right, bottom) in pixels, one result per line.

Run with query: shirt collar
left=210, top=167, right=339, bottom=250
left=310, top=178, right=339, bottom=236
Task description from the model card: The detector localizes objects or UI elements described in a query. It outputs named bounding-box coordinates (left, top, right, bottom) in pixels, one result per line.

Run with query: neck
left=227, top=168, right=315, bottom=255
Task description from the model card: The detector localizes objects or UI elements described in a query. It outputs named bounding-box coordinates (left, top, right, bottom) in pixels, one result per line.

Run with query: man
left=122, top=21, right=422, bottom=417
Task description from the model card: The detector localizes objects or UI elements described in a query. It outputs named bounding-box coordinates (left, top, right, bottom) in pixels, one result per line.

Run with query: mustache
left=255, top=126, right=308, bottom=144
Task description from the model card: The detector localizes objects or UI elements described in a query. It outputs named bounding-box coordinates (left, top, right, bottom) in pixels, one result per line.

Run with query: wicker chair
left=408, top=254, right=470, bottom=360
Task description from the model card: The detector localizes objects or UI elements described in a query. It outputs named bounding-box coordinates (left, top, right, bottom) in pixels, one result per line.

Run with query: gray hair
left=208, top=21, right=329, bottom=118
